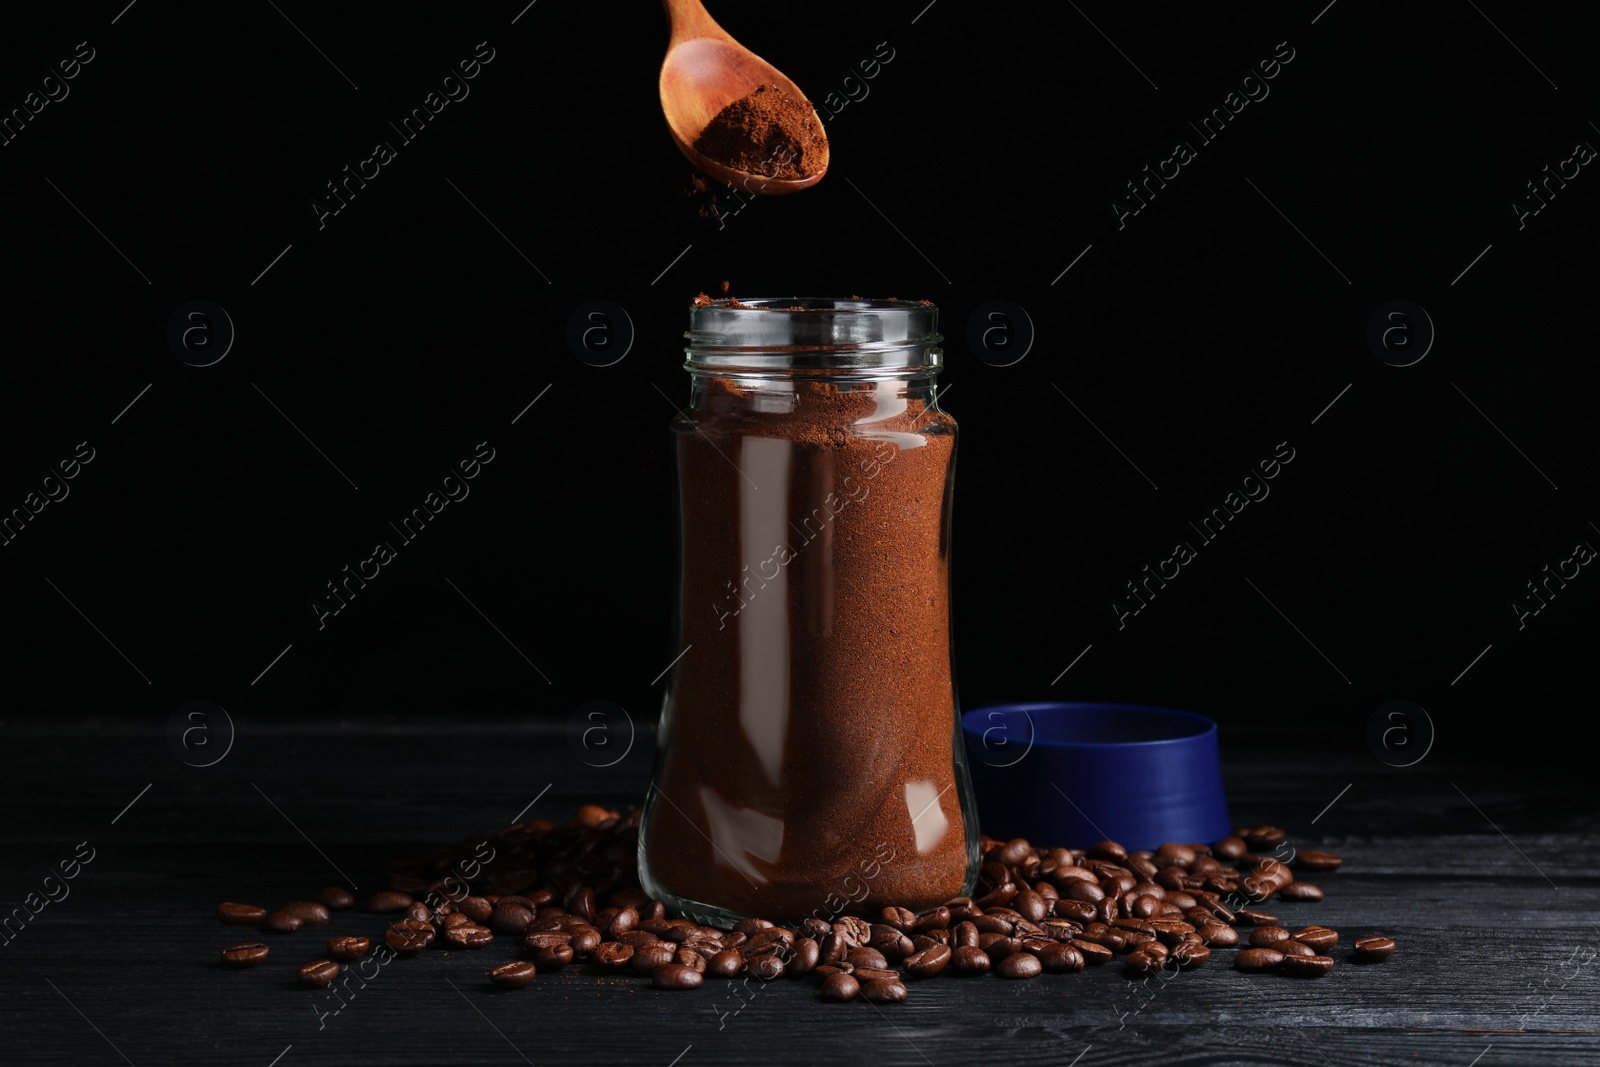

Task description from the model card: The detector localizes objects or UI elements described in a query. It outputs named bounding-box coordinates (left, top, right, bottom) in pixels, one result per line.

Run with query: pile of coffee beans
left=214, top=807, right=1394, bottom=1000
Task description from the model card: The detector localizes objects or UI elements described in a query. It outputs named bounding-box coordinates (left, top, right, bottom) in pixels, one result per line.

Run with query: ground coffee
left=693, top=84, right=826, bottom=180
left=642, top=372, right=970, bottom=919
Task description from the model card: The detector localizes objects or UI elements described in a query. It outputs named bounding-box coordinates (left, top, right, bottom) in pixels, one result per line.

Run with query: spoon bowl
left=659, top=0, right=828, bottom=194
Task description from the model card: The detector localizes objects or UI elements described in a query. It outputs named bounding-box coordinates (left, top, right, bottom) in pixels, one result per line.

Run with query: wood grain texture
left=3, top=725, right=1597, bottom=1066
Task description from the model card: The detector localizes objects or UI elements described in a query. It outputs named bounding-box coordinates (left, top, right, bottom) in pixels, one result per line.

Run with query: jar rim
left=684, top=296, right=942, bottom=377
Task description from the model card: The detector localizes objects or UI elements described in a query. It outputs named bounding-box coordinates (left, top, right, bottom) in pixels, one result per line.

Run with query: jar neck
left=684, top=298, right=942, bottom=383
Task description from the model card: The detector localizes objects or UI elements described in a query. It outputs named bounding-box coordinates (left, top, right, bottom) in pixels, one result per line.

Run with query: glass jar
left=639, top=297, right=979, bottom=926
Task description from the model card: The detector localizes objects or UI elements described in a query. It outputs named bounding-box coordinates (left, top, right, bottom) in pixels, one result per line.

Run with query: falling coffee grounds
left=694, top=84, right=827, bottom=180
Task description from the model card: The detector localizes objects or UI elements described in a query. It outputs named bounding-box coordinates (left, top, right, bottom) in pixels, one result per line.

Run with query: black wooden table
left=4, top=721, right=1596, bottom=1067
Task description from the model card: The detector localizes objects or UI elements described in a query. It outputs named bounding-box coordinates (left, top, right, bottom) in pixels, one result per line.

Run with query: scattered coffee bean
left=368, top=891, right=414, bottom=914
left=1277, top=940, right=1316, bottom=958
left=1071, top=939, right=1114, bottom=966
left=1279, top=882, right=1324, bottom=902
left=904, top=944, right=951, bottom=978
left=1293, top=926, right=1338, bottom=951
left=1249, top=926, right=1292, bottom=948
left=653, top=963, right=704, bottom=989
left=317, top=886, right=355, bottom=911
left=853, top=966, right=901, bottom=982
left=446, top=924, right=494, bottom=949
left=489, top=961, right=537, bottom=988
left=221, top=942, right=269, bottom=968
left=1037, top=941, right=1086, bottom=973
left=1235, top=908, right=1280, bottom=926
left=821, top=973, right=860, bottom=1001
left=261, top=911, right=303, bottom=934
left=298, top=959, right=340, bottom=988
left=536, top=943, right=576, bottom=971
left=280, top=900, right=332, bottom=926
left=861, top=977, right=909, bottom=1002
left=1281, top=953, right=1335, bottom=977
left=1235, top=948, right=1285, bottom=972
left=386, top=920, right=435, bottom=955
left=217, top=902, right=266, bottom=925
left=1296, top=849, right=1344, bottom=872
left=997, top=952, right=1043, bottom=979
left=593, top=942, right=635, bottom=970
left=950, top=945, right=991, bottom=974
left=745, top=954, right=786, bottom=980
left=629, top=942, right=676, bottom=975
left=1353, top=936, right=1396, bottom=962
left=327, top=936, right=370, bottom=962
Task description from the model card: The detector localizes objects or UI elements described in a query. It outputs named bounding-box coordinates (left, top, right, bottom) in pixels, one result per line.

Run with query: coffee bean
left=1054, top=899, right=1097, bottom=923
left=1235, top=908, right=1279, bottom=926
left=1213, top=835, right=1247, bottom=860
left=386, top=920, right=435, bottom=955
left=217, top=902, right=267, bottom=925
left=789, top=937, right=820, bottom=974
left=592, top=941, right=634, bottom=970
left=1198, top=923, right=1239, bottom=947
left=569, top=924, right=602, bottom=956
left=1087, top=840, right=1128, bottom=862
left=1013, top=891, right=1048, bottom=923
left=1123, top=946, right=1166, bottom=974
left=706, top=948, right=742, bottom=977
left=869, top=926, right=914, bottom=962
left=1277, top=939, right=1315, bottom=957
left=1293, top=926, right=1338, bottom=951
left=1296, top=849, right=1343, bottom=872
left=280, top=900, right=331, bottom=926
left=1278, top=882, right=1324, bottom=902
left=1234, top=947, right=1285, bottom=972
left=404, top=901, right=434, bottom=923
left=327, top=936, right=369, bottom=962
left=820, top=973, right=860, bottom=1001
left=952, top=921, right=979, bottom=949
left=948, top=945, right=991, bottom=974
left=861, top=977, right=909, bottom=1003
left=458, top=896, right=492, bottom=924
left=996, top=952, right=1043, bottom=979
left=972, top=914, right=1015, bottom=935
left=490, top=904, right=534, bottom=935
left=368, top=891, right=414, bottom=914
left=317, top=886, right=355, bottom=911
left=221, top=942, right=269, bottom=968
left=745, top=954, right=785, bottom=980
left=1353, top=936, right=1396, bottom=962
left=1071, top=939, right=1114, bottom=966
left=1066, top=880, right=1105, bottom=903
left=847, top=946, right=888, bottom=971
left=1038, top=942, right=1085, bottom=972
left=1171, top=939, right=1210, bottom=968
left=1281, top=953, right=1335, bottom=977
left=904, top=944, right=951, bottom=978
left=813, top=963, right=852, bottom=978
left=1239, top=825, right=1287, bottom=850
left=852, top=967, right=901, bottom=982
left=489, top=961, right=537, bottom=988
left=536, top=943, right=576, bottom=971
left=652, top=963, right=704, bottom=990
left=261, top=911, right=303, bottom=934
left=1249, top=926, right=1292, bottom=948
left=445, top=924, right=493, bottom=949
left=298, top=959, right=340, bottom=988
left=674, top=946, right=707, bottom=972
left=880, top=906, right=916, bottom=931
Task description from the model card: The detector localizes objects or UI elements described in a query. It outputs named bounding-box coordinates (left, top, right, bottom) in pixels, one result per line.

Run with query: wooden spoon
left=659, top=0, right=829, bottom=194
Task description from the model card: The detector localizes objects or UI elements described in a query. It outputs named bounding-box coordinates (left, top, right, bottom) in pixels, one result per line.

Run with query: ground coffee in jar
left=640, top=297, right=979, bottom=924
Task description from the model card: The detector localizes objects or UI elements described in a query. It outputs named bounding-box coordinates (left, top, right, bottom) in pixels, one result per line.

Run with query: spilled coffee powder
left=643, top=374, right=969, bottom=918
left=693, top=84, right=827, bottom=180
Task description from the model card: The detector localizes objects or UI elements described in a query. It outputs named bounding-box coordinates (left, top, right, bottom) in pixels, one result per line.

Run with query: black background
left=3, top=0, right=1596, bottom=774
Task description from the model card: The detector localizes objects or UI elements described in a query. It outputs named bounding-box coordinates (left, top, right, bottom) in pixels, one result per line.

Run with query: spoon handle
left=662, top=0, right=730, bottom=47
